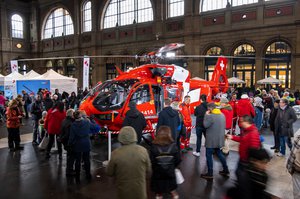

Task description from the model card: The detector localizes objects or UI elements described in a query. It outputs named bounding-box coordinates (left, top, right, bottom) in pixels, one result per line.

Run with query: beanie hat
left=241, top=94, right=249, bottom=99
left=118, top=126, right=137, bottom=145
left=42, top=111, right=47, bottom=117
left=220, top=97, right=229, bottom=104
left=129, top=101, right=137, bottom=109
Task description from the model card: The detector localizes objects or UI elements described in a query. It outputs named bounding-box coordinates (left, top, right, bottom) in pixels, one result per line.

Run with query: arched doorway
left=204, top=46, right=223, bottom=80
left=232, top=44, right=256, bottom=87
left=264, top=41, right=291, bottom=88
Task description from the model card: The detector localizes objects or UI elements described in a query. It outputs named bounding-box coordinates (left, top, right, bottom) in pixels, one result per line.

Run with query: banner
left=83, top=57, right=90, bottom=90
left=16, top=80, right=50, bottom=96
left=10, top=60, right=18, bottom=73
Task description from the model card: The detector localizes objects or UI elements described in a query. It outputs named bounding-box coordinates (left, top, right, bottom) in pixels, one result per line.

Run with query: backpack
left=155, top=144, right=175, bottom=176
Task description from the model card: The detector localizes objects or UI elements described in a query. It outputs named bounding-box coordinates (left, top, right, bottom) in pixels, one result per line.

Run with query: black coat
left=60, top=116, right=74, bottom=148
left=275, top=106, right=297, bottom=137
left=157, top=106, right=180, bottom=140
left=122, top=108, right=147, bottom=143
left=194, top=102, right=207, bottom=127
left=150, top=143, right=181, bottom=193
left=30, top=101, right=43, bottom=121
left=269, top=107, right=278, bottom=132
left=44, top=97, right=53, bottom=111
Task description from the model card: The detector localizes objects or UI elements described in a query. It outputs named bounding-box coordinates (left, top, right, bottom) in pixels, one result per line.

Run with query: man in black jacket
left=156, top=98, right=180, bottom=142
left=193, top=94, right=208, bottom=157
left=122, top=102, right=147, bottom=144
left=31, top=95, right=43, bottom=145
left=269, top=99, right=280, bottom=152
left=275, top=98, right=297, bottom=157
left=60, top=109, right=75, bottom=175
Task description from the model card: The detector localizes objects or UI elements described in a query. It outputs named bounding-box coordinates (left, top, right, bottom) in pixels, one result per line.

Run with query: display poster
left=16, top=80, right=50, bottom=96
left=83, top=56, right=90, bottom=90
left=10, top=60, right=18, bottom=73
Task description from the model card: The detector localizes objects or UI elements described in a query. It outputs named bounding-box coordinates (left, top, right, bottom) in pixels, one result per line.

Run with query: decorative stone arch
left=261, top=36, right=294, bottom=56
left=201, top=43, right=225, bottom=55
left=41, top=5, right=74, bottom=39
left=230, top=40, right=257, bottom=56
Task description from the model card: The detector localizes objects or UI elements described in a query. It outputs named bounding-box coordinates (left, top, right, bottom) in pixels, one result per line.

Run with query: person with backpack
left=150, top=126, right=181, bottom=199
left=287, top=134, right=300, bottom=199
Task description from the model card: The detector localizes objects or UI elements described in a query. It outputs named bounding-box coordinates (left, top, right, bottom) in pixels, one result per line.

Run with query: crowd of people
left=1, top=86, right=300, bottom=198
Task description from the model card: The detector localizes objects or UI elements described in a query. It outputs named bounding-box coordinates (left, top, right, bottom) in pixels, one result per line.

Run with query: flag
left=83, top=57, right=90, bottom=90
left=10, top=60, right=18, bottom=73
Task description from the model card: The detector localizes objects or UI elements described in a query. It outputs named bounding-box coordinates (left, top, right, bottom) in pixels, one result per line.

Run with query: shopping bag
left=175, top=168, right=184, bottom=184
left=221, top=138, right=230, bottom=156
left=38, top=134, right=49, bottom=150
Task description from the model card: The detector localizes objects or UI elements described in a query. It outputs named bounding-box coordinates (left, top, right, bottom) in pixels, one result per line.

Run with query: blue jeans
left=279, top=135, right=292, bottom=155
left=196, top=127, right=206, bottom=152
left=206, top=148, right=228, bottom=176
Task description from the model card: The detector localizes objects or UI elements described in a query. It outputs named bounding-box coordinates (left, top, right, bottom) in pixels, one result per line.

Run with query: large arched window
left=168, top=0, right=184, bottom=18
left=201, top=0, right=259, bottom=12
left=103, top=0, right=153, bottom=29
left=205, top=46, right=223, bottom=80
left=264, top=41, right=291, bottom=88
left=233, top=44, right=256, bottom=87
left=83, top=1, right=92, bottom=32
left=43, top=8, right=74, bottom=39
left=11, top=14, right=23, bottom=38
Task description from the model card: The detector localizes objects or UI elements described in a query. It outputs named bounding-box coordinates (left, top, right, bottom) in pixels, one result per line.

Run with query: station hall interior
left=1, top=0, right=300, bottom=199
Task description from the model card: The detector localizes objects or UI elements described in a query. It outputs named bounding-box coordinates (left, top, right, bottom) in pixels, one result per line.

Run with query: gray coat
left=203, top=113, right=226, bottom=148
left=275, top=106, right=297, bottom=137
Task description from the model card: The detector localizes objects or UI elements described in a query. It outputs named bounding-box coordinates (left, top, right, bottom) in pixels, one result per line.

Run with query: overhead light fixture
left=242, top=14, right=247, bottom=19
left=16, top=43, right=22, bottom=48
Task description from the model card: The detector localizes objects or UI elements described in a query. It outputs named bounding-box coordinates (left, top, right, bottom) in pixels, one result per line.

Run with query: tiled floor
left=0, top=118, right=297, bottom=199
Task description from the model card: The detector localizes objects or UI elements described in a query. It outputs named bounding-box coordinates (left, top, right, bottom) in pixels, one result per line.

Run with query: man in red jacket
left=220, top=97, right=233, bottom=132
left=236, top=94, right=256, bottom=119
left=180, top=95, right=192, bottom=151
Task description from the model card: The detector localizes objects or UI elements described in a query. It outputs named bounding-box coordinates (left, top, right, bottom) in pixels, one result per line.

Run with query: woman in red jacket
left=44, top=101, right=66, bottom=159
left=6, top=99, right=24, bottom=152
left=220, top=98, right=233, bottom=131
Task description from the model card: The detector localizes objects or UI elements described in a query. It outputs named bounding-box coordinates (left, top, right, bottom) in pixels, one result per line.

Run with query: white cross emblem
left=220, top=61, right=225, bottom=70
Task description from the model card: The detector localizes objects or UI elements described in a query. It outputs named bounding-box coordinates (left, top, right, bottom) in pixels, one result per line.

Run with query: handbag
left=175, top=168, right=184, bottom=184
left=38, top=134, right=49, bottom=150
left=221, top=138, right=230, bottom=156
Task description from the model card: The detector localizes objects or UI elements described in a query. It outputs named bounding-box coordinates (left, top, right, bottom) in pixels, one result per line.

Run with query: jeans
left=279, top=135, right=292, bottom=155
left=32, top=120, right=39, bottom=143
left=254, top=108, right=263, bottom=130
left=206, top=148, right=228, bottom=176
left=196, top=126, right=206, bottom=152
left=74, top=151, right=91, bottom=176
left=7, top=128, right=21, bottom=149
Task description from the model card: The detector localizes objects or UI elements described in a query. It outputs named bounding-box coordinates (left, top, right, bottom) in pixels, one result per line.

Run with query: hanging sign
left=83, top=56, right=90, bottom=90
left=10, top=60, right=18, bottom=73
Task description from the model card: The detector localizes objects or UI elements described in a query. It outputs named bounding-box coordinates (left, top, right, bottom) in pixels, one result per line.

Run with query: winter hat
left=129, top=101, right=137, bottom=109
left=42, top=111, right=47, bottom=118
left=118, top=126, right=137, bottom=145
left=220, top=97, right=229, bottom=104
left=241, top=94, right=249, bottom=99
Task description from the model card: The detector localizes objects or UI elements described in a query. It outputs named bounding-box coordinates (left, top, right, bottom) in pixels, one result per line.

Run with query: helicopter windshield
left=92, top=79, right=139, bottom=111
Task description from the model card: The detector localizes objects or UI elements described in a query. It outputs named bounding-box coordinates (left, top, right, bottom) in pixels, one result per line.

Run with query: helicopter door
left=151, top=85, right=163, bottom=113
left=128, top=84, right=156, bottom=116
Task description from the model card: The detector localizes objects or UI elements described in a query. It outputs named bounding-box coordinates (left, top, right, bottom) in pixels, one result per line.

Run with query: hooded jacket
left=220, top=104, right=233, bottom=129
left=157, top=106, right=180, bottom=140
left=237, top=99, right=256, bottom=118
left=122, top=108, right=147, bottom=143
left=44, top=108, right=66, bottom=134
left=107, top=127, right=151, bottom=199
left=68, top=118, right=99, bottom=152
left=231, top=124, right=261, bottom=162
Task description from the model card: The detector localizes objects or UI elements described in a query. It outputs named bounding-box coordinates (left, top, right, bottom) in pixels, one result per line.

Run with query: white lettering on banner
left=10, top=60, right=18, bottom=73
left=141, top=110, right=154, bottom=115
left=220, top=61, right=225, bottom=70
left=83, top=57, right=90, bottom=90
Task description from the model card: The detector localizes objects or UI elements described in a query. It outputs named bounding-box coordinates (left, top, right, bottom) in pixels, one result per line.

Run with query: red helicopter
left=79, top=44, right=228, bottom=131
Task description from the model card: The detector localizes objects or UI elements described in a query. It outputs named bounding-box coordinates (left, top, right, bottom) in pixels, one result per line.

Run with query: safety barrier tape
left=98, top=126, right=196, bottom=135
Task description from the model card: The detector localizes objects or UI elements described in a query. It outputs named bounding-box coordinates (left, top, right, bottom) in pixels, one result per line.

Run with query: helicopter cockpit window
left=92, top=79, right=139, bottom=111
left=166, top=87, right=180, bottom=101
left=130, top=85, right=151, bottom=105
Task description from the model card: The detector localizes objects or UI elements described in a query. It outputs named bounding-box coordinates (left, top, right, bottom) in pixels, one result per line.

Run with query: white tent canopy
left=34, top=69, right=78, bottom=94
left=4, top=72, right=24, bottom=98
left=228, top=77, right=245, bottom=84
left=257, top=77, right=282, bottom=84
left=22, top=70, right=40, bottom=79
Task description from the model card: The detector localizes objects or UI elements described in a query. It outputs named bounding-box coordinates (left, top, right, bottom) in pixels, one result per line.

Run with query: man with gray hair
left=275, top=98, right=297, bottom=157
left=31, top=95, right=43, bottom=145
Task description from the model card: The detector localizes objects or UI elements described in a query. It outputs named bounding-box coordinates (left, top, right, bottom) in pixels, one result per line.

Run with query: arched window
left=201, top=0, right=259, bottom=12
left=83, top=1, right=92, bottom=32
left=205, top=47, right=223, bottom=80
left=43, top=8, right=74, bottom=39
left=103, top=0, right=153, bottom=29
left=11, top=14, right=23, bottom=38
left=264, top=41, right=291, bottom=88
left=168, top=0, right=184, bottom=18
left=233, top=44, right=256, bottom=87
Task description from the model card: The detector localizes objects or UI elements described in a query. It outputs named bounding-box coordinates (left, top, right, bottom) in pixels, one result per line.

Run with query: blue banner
left=16, top=80, right=50, bottom=96
left=0, top=86, right=3, bottom=92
